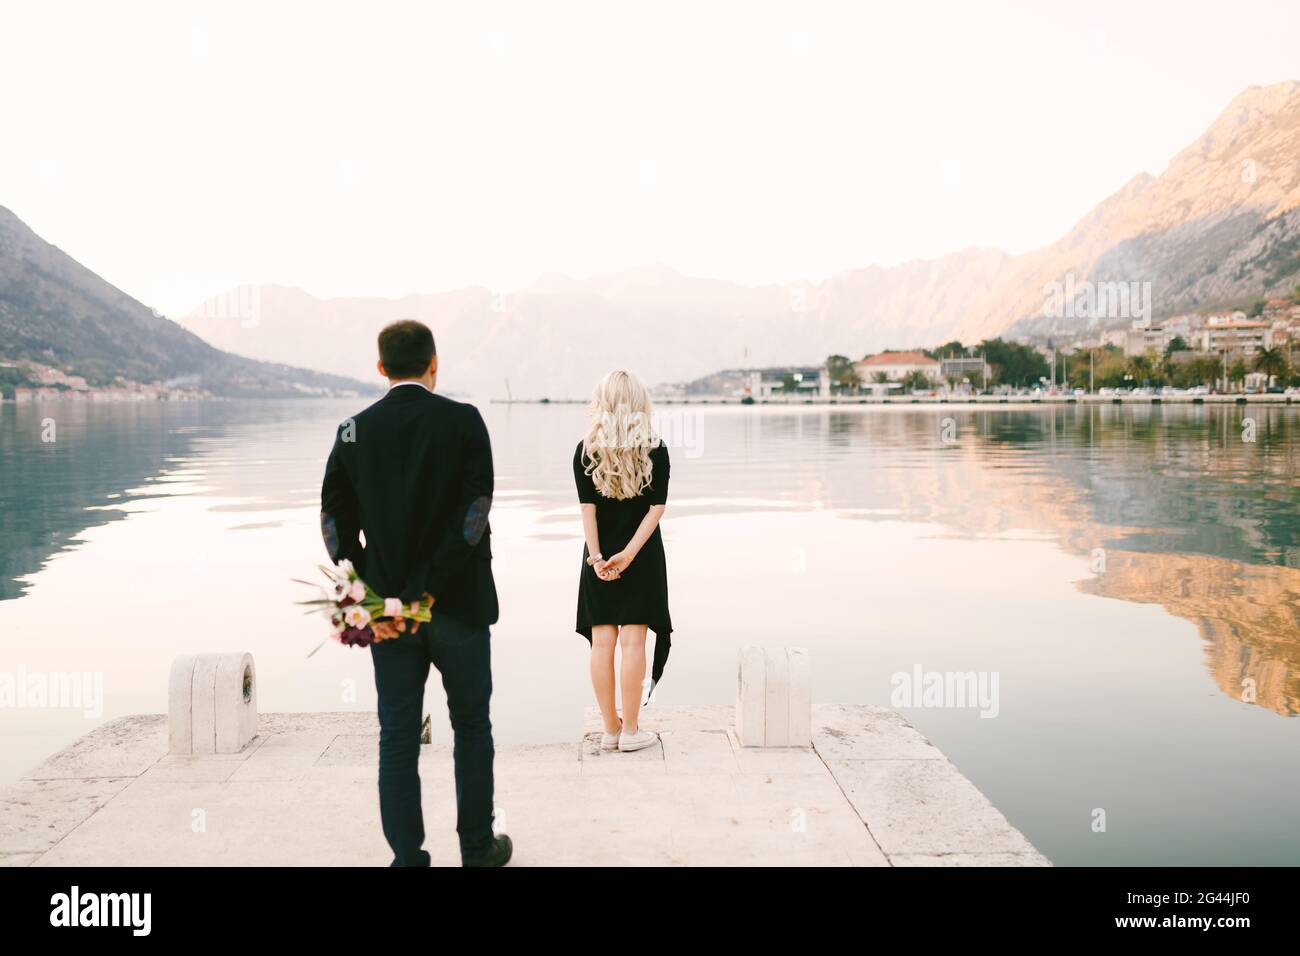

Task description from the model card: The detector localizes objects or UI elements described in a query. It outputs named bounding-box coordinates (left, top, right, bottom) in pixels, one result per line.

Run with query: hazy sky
left=3, top=0, right=1298, bottom=316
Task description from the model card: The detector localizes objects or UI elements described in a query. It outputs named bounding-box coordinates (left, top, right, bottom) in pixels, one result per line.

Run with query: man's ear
left=428, top=356, right=439, bottom=377
left=377, top=359, right=388, bottom=379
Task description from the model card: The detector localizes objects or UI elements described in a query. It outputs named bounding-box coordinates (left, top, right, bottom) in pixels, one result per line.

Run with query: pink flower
left=348, top=580, right=366, bottom=602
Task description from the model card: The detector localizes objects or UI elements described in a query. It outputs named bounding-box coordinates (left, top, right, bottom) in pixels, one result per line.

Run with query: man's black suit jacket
left=321, top=383, right=498, bottom=627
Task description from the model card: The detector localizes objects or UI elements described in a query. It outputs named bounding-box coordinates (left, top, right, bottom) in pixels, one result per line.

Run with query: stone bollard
left=735, top=646, right=811, bottom=747
left=168, top=653, right=258, bottom=755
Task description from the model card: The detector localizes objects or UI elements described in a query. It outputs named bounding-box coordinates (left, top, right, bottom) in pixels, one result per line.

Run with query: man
left=321, top=319, right=511, bottom=867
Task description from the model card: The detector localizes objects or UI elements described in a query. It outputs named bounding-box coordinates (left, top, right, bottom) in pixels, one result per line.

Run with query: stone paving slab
left=891, top=852, right=1051, bottom=867
left=23, top=715, right=168, bottom=780
left=0, top=705, right=1049, bottom=866
left=227, top=732, right=335, bottom=782
left=812, top=703, right=945, bottom=760
left=826, top=758, right=1048, bottom=861
left=582, top=704, right=734, bottom=735
left=660, top=730, right=740, bottom=775
left=0, top=777, right=135, bottom=854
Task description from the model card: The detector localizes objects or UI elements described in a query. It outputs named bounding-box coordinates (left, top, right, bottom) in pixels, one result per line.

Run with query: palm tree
left=1126, top=352, right=1154, bottom=384
left=901, top=370, right=932, bottom=392
left=1253, top=347, right=1289, bottom=387
left=1228, top=358, right=1248, bottom=390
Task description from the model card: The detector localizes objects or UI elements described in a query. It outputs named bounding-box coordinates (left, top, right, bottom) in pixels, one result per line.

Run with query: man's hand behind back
left=371, top=592, right=435, bottom=642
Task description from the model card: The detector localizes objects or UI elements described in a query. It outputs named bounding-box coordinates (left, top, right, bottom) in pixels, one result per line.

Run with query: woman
left=574, top=370, right=672, bottom=753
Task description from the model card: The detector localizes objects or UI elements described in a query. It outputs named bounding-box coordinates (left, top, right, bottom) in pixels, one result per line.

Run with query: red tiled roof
left=856, top=351, right=940, bottom=366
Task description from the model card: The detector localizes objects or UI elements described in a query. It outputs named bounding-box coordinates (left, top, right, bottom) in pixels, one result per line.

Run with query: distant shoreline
left=0, top=392, right=371, bottom=404
left=4, top=393, right=1291, bottom=407
left=494, top=394, right=1296, bottom=406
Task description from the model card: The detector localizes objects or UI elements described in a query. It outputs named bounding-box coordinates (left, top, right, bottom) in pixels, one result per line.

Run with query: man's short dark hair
left=378, top=320, right=436, bottom=378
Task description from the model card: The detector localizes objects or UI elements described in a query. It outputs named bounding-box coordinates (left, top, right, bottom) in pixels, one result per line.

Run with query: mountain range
left=8, top=82, right=1300, bottom=401
left=179, top=82, right=1300, bottom=398
left=0, top=206, right=371, bottom=397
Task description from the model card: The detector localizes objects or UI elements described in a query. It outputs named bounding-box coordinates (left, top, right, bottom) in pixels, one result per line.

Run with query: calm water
left=1, top=398, right=1298, bottom=865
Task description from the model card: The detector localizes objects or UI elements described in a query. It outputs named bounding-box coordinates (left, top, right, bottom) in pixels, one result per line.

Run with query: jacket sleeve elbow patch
left=321, top=512, right=340, bottom=559
left=463, top=496, right=491, bottom=547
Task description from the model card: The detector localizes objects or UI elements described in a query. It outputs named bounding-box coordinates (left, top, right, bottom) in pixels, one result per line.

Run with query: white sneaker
left=600, top=722, right=622, bottom=751
left=618, top=727, right=658, bottom=752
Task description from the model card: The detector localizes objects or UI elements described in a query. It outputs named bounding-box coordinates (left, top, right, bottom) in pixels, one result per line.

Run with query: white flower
left=343, top=605, right=371, bottom=629
left=336, top=559, right=355, bottom=577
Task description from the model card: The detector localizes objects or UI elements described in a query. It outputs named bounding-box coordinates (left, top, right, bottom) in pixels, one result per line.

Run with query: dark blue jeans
left=370, top=610, right=495, bottom=866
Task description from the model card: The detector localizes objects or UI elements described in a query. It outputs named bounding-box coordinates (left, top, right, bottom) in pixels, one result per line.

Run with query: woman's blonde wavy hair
left=581, top=370, right=657, bottom=500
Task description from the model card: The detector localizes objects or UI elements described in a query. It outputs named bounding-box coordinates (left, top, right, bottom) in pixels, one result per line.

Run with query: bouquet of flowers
left=296, top=560, right=432, bottom=648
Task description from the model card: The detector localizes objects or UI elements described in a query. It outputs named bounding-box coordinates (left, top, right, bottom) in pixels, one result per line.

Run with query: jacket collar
left=383, top=380, right=435, bottom=403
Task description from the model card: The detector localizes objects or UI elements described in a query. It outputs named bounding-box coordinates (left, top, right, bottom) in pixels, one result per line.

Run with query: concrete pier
left=0, top=705, right=1048, bottom=866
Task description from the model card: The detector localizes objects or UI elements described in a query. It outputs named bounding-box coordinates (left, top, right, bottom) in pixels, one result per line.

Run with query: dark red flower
left=338, top=626, right=374, bottom=648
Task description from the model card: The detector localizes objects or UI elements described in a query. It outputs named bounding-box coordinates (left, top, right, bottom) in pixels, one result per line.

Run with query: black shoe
left=463, top=834, right=512, bottom=868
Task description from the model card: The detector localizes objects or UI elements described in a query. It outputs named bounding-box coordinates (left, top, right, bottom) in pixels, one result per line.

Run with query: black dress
left=574, top=440, right=673, bottom=691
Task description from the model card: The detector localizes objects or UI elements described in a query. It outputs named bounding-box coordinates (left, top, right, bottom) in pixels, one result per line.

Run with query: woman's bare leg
left=618, top=625, right=648, bottom=733
left=590, top=626, right=620, bottom=734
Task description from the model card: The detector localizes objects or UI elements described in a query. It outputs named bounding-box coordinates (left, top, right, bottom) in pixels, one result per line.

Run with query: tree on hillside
left=1184, top=354, right=1223, bottom=389
left=825, top=354, right=860, bottom=392
left=928, top=340, right=965, bottom=359
left=977, top=338, right=1049, bottom=387
left=1190, top=356, right=1222, bottom=390
left=1066, top=344, right=1126, bottom=390
left=0, top=365, right=32, bottom=399
left=1064, top=350, right=1090, bottom=388
left=1092, top=349, right=1130, bottom=389
left=1248, top=299, right=1267, bottom=318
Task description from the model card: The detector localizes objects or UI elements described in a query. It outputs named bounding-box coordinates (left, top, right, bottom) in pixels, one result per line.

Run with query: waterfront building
left=939, top=355, right=990, bottom=383
left=1199, top=316, right=1270, bottom=354
left=854, top=351, right=941, bottom=384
